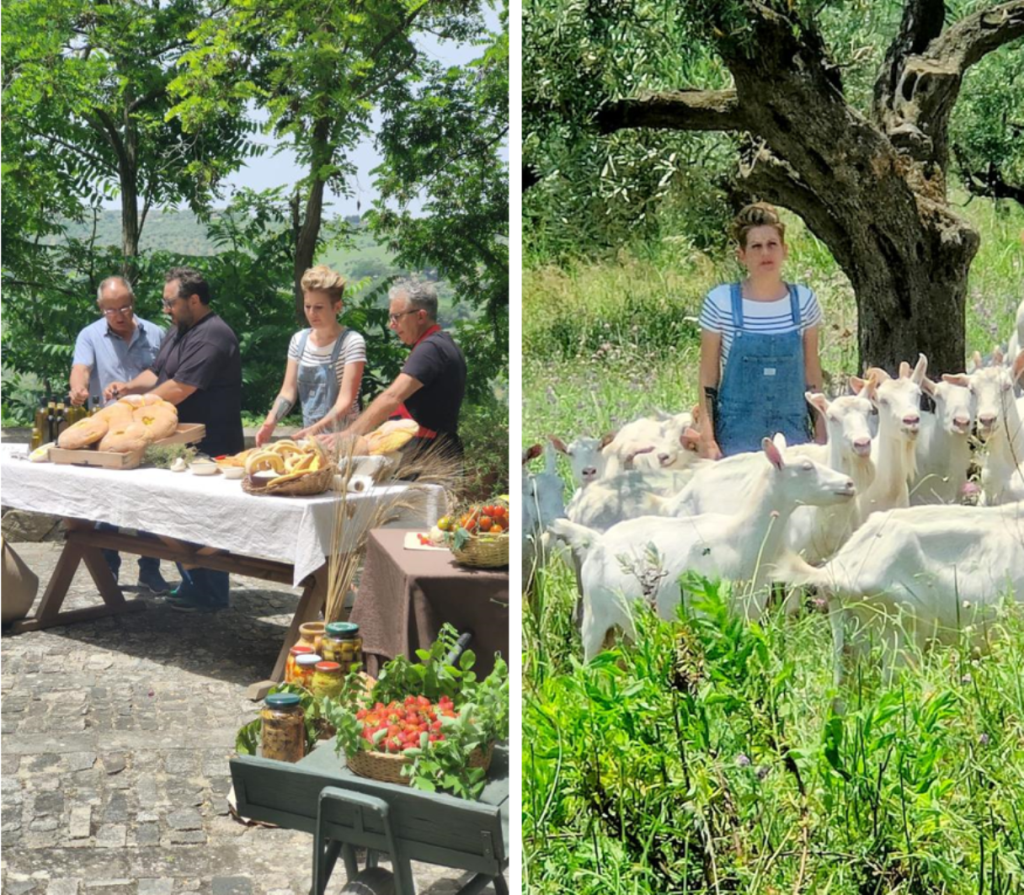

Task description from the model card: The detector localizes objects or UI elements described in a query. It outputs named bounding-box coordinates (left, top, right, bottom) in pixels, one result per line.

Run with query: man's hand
left=69, top=385, right=90, bottom=406
left=103, top=381, right=128, bottom=402
left=255, top=421, right=276, bottom=447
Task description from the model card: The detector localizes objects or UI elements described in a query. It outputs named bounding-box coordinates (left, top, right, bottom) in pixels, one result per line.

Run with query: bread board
left=48, top=423, right=207, bottom=470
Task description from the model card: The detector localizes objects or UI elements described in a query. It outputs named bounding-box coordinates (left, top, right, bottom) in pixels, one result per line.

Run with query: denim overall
left=296, top=328, right=352, bottom=428
left=715, top=282, right=809, bottom=456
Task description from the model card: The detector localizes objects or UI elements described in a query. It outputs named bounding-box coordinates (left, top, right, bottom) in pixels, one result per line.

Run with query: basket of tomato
left=442, top=498, right=510, bottom=568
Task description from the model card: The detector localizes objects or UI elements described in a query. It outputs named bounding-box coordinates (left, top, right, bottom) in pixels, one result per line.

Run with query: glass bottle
left=33, top=397, right=48, bottom=445
left=320, top=622, right=363, bottom=674
left=310, top=661, right=345, bottom=699
left=260, top=693, right=305, bottom=763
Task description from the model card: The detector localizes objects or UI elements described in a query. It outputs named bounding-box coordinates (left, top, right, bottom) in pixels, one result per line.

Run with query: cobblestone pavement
left=1, top=541, right=498, bottom=895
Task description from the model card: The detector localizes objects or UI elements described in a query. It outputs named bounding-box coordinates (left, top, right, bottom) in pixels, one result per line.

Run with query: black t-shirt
left=401, top=330, right=467, bottom=437
left=151, top=311, right=244, bottom=456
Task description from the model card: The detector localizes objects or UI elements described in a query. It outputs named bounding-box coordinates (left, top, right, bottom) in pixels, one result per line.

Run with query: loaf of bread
left=57, top=416, right=109, bottom=450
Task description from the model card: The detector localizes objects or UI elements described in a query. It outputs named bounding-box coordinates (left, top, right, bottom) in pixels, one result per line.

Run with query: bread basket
left=242, top=465, right=335, bottom=497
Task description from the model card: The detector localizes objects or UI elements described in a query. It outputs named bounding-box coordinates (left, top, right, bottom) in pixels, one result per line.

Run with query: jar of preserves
left=310, top=661, right=344, bottom=699
left=321, top=622, right=363, bottom=674
left=260, top=693, right=305, bottom=763
left=298, top=621, right=325, bottom=655
left=285, top=645, right=313, bottom=684
left=294, top=653, right=321, bottom=690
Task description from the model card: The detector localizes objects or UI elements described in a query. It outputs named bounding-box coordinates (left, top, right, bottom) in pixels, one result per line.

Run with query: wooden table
left=0, top=446, right=444, bottom=692
left=352, top=529, right=509, bottom=679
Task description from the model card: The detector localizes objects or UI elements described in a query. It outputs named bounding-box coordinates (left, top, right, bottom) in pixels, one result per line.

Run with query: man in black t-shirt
left=105, top=267, right=244, bottom=613
left=329, top=278, right=467, bottom=461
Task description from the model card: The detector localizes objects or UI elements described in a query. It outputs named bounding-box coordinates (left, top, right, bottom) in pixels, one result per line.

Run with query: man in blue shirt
left=69, top=276, right=170, bottom=594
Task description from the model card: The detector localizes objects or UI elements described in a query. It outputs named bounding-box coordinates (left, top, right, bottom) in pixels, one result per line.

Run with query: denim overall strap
left=297, top=329, right=350, bottom=428
left=715, top=283, right=810, bottom=456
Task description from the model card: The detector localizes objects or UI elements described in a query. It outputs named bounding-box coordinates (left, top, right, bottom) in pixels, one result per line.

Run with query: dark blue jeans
left=174, top=564, right=230, bottom=609
left=98, top=523, right=161, bottom=579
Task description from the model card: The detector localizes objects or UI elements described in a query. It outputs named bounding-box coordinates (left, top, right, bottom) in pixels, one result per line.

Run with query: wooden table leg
left=246, top=567, right=329, bottom=701
left=11, top=519, right=147, bottom=633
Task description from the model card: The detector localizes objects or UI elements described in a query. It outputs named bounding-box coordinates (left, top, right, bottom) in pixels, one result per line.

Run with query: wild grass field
left=522, top=198, right=1024, bottom=893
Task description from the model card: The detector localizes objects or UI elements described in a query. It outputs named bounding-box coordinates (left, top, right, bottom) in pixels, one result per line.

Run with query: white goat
left=523, top=443, right=567, bottom=591
left=853, top=355, right=926, bottom=518
left=549, top=435, right=611, bottom=486
left=788, top=503, right=1024, bottom=684
left=564, top=466, right=709, bottom=532
left=947, top=351, right=1024, bottom=505
left=549, top=436, right=857, bottom=661
left=910, top=377, right=974, bottom=505
left=602, top=414, right=702, bottom=477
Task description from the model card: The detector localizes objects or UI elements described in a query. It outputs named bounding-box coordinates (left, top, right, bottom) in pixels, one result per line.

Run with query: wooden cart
left=230, top=741, right=509, bottom=895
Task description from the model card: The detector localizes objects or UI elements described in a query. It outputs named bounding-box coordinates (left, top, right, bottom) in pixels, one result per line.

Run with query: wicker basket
left=242, top=466, right=335, bottom=497
left=449, top=534, right=509, bottom=569
left=347, top=740, right=494, bottom=786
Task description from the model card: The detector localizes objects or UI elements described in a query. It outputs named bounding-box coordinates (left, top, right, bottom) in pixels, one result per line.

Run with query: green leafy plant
left=322, top=624, right=509, bottom=799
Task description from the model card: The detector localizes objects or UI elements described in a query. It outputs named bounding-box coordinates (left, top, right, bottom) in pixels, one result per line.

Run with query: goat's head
left=806, top=392, right=873, bottom=458
left=922, top=377, right=973, bottom=436
left=946, top=351, right=1024, bottom=439
left=852, top=354, right=926, bottom=441
left=549, top=434, right=608, bottom=485
left=763, top=434, right=856, bottom=506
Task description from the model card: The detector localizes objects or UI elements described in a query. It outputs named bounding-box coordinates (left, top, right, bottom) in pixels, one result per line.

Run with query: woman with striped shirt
left=697, top=203, right=826, bottom=458
left=256, top=265, right=366, bottom=446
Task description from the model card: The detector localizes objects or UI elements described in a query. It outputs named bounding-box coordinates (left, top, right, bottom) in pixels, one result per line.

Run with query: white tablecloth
left=0, top=445, right=445, bottom=585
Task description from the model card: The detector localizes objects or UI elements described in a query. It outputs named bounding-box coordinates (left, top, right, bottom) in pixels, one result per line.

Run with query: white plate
left=221, top=466, right=245, bottom=479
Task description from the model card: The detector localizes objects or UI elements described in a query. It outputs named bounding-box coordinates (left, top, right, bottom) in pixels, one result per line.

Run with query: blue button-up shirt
left=72, top=316, right=166, bottom=408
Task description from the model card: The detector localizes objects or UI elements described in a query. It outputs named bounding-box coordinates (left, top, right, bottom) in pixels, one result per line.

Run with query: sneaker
left=138, top=569, right=172, bottom=595
left=168, top=598, right=201, bottom=613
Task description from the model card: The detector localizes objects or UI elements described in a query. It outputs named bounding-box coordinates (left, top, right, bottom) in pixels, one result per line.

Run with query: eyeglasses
left=161, top=297, right=183, bottom=310
left=388, top=309, right=418, bottom=323
left=101, top=305, right=134, bottom=317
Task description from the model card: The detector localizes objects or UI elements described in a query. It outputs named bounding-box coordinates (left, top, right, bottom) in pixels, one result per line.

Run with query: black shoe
left=138, top=569, right=172, bottom=595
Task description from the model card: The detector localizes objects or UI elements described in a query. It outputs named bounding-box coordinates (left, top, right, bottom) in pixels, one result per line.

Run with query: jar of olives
left=285, top=645, right=313, bottom=685
left=321, top=622, right=363, bottom=674
left=310, top=661, right=344, bottom=699
left=260, top=693, right=305, bottom=763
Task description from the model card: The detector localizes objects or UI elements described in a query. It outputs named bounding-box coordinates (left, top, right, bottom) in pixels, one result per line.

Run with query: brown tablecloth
left=351, top=529, right=509, bottom=678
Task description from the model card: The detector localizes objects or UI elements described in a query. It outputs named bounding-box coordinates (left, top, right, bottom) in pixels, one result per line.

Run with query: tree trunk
left=293, top=118, right=333, bottom=321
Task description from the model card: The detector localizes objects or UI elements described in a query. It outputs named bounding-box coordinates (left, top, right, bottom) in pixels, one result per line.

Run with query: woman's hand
left=701, top=438, right=723, bottom=461
left=255, top=421, right=275, bottom=447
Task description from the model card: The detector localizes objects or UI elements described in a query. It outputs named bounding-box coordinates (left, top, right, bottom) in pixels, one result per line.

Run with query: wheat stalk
left=320, top=430, right=462, bottom=623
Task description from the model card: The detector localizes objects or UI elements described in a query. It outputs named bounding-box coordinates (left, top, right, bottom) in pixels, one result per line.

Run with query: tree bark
left=293, top=118, right=333, bottom=321
left=595, top=0, right=1024, bottom=375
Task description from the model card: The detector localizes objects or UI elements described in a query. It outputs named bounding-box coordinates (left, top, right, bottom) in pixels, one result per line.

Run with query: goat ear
left=849, top=376, right=866, bottom=395
left=921, top=376, right=936, bottom=396
left=805, top=391, right=829, bottom=416
left=549, top=436, right=568, bottom=454
left=762, top=436, right=785, bottom=470
left=690, top=403, right=701, bottom=424
left=599, top=432, right=616, bottom=450
left=942, top=372, right=970, bottom=387
left=969, top=351, right=983, bottom=373
left=898, top=361, right=910, bottom=379
left=865, top=366, right=891, bottom=383
left=993, top=345, right=1005, bottom=366
left=911, top=353, right=928, bottom=385
left=523, top=443, right=543, bottom=464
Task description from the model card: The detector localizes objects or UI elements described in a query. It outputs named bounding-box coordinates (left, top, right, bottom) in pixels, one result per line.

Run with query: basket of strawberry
left=444, top=497, right=510, bottom=569
left=323, top=626, right=508, bottom=799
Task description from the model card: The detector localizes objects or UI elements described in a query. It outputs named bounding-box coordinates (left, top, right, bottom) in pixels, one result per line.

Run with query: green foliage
left=523, top=569, right=1024, bottom=893
left=323, top=624, right=510, bottom=799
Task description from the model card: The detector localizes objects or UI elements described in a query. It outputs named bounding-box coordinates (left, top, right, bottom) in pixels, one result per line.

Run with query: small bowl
left=221, top=466, right=245, bottom=480
left=190, top=461, right=220, bottom=476
left=251, top=471, right=279, bottom=487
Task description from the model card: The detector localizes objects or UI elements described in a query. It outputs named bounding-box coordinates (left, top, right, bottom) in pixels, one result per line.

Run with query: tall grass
left=523, top=195, right=1024, bottom=893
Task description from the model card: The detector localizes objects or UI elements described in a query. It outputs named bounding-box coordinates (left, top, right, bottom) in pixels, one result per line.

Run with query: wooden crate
left=48, top=423, right=206, bottom=470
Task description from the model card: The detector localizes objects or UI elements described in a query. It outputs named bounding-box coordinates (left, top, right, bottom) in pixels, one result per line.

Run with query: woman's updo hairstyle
left=731, top=202, right=786, bottom=249
left=300, top=265, right=346, bottom=304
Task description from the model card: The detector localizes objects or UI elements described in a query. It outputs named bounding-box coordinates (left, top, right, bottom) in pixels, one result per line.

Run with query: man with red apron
left=330, top=279, right=466, bottom=461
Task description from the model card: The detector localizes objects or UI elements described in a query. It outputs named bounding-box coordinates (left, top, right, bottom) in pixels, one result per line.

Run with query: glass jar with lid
left=293, top=653, right=321, bottom=690
left=310, top=661, right=345, bottom=699
left=260, top=693, right=305, bottom=763
left=320, top=622, right=363, bottom=674
left=285, top=645, right=313, bottom=685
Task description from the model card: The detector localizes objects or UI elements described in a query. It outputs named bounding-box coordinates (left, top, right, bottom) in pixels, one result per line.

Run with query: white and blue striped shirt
left=699, top=283, right=823, bottom=366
